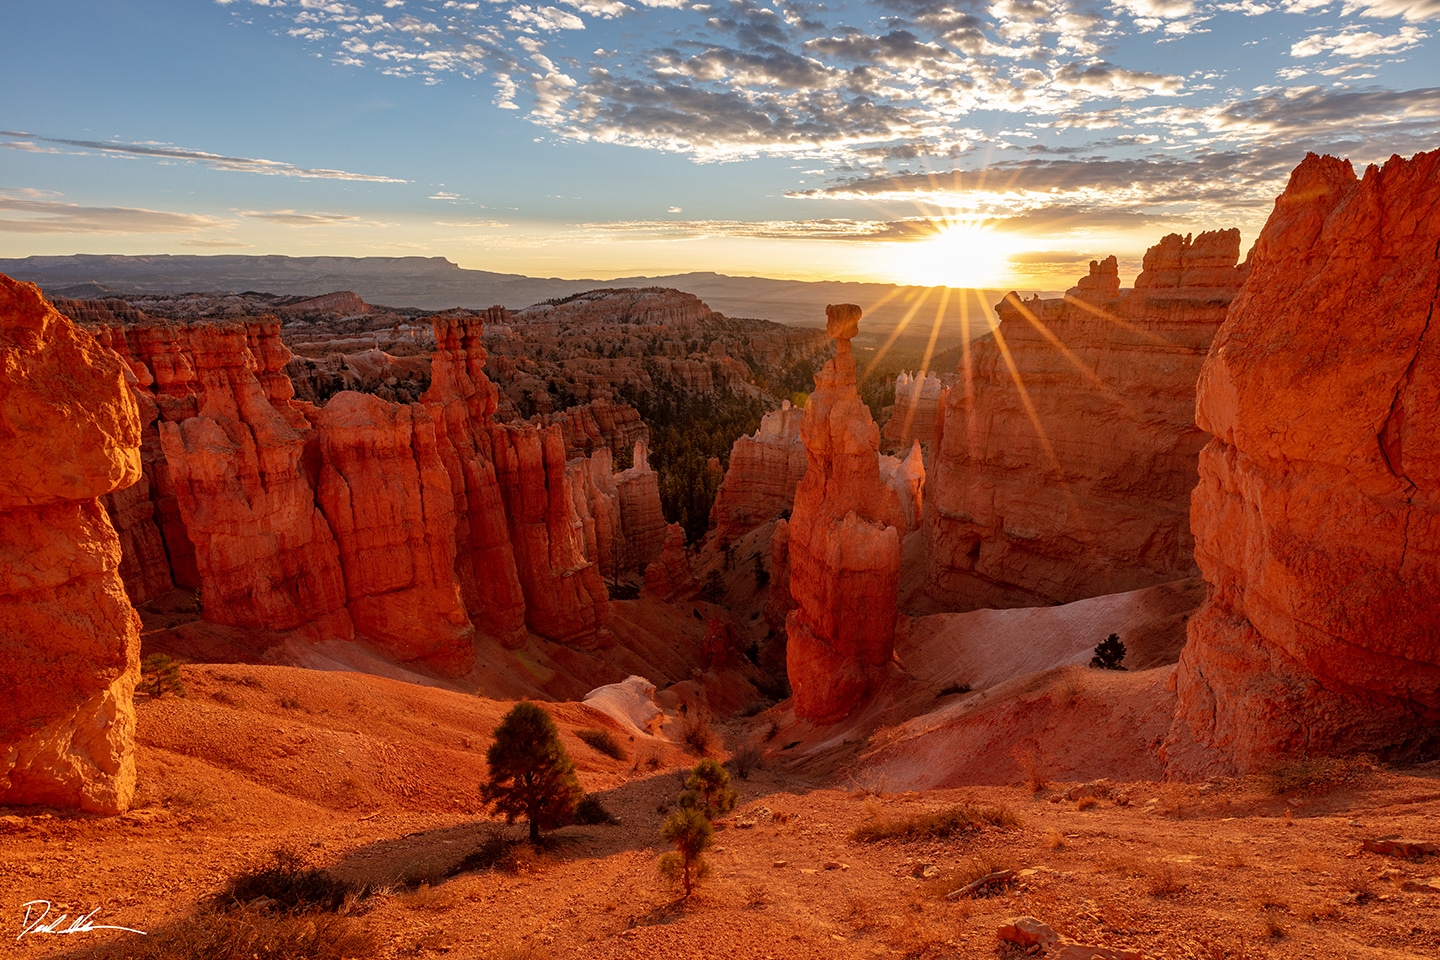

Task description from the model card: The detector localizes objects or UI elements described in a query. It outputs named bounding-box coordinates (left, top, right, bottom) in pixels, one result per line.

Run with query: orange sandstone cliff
left=1165, top=150, right=1440, bottom=774
left=0, top=276, right=143, bottom=814
left=925, top=230, right=1247, bottom=612
left=709, top=400, right=807, bottom=545
left=785, top=305, right=912, bottom=722
left=87, top=308, right=648, bottom=665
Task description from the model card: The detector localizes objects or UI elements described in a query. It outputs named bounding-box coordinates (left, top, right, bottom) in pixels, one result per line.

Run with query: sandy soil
left=4, top=659, right=1440, bottom=960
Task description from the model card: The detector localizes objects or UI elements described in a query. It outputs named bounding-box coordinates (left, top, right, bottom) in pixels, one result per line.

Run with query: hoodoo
left=925, top=229, right=1247, bottom=611
left=1166, top=150, right=1440, bottom=774
left=0, top=276, right=143, bottom=814
left=785, top=305, right=910, bottom=722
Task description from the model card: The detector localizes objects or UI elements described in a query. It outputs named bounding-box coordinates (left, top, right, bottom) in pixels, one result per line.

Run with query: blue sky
left=2, top=0, right=1437, bottom=288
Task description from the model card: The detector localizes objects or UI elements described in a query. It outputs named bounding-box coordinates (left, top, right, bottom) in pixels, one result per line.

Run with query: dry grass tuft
left=60, top=905, right=374, bottom=960
left=1147, top=863, right=1189, bottom=899
left=1045, top=829, right=1067, bottom=851
left=850, top=803, right=1019, bottom=843
left=576, top=728, right=627, bottom=761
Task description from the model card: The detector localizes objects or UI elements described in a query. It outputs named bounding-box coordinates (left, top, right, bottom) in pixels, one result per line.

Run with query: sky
left=2, top=0, right=1438, bottom=290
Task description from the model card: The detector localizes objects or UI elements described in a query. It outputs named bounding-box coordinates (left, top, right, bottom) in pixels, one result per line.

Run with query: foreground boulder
left=0, top=275, right=142, bottom=813
left=1166, top=150, right=1440, bottom=774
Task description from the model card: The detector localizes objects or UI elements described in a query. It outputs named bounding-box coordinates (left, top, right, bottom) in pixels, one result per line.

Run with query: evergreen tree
left=660, top=807, right=714, bottom=897
left=1090, top=633, right=1127, bottom=671
left=480, top=702, right=584, bottom=844
left=681, top=758, right=738, bottom=820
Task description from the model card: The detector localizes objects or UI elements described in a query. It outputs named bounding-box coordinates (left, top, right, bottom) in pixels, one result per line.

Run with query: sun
left=884, top=220, right=1015, bottom=289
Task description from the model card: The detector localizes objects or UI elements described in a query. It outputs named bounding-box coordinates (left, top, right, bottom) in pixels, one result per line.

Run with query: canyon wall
left=1, top=276, right=142, bottom=814
left=709, top=401, right=807, bottom=545
left=1165, top=150, right=1440, bottom=774
left=881, top=371, right=947, bottom=453
left=86, top=307, right=666, bottom=666
left=785, top=305, right=912, bottom=722
left=924, top=230, right=1247, bottom=612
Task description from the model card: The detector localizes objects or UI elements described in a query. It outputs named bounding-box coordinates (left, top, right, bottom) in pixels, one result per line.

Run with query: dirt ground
left=4, top=662, right=1440, bottom=960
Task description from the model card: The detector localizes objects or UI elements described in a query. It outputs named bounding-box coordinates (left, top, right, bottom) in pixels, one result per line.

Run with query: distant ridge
left=0, top=254, right=1015, bottom=347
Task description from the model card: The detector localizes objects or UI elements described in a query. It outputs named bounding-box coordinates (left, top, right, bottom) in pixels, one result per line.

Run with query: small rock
left=1364, top=837, right=1440, bottom=859
left=1402, top=878, right=1440, bottom=894
left=772, top=860, right=788, bottom=868
left=823, top=861, right=846, bottom=871
left=737, top=819, right=757, bottom=829
left=911, top=862, right=940, bottom=879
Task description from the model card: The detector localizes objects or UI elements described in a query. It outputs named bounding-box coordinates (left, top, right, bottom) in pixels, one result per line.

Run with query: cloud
left=238, top=209, right=364, bottom=225
left=1051, top=61, right=1185, bottom=98
left=179, top=238, right=255, bottom=248
left=0, top=193, right=224, bottom=234
left=1291, top=25, right=1428, bottom=57
left=1341, top=0, right=1440, bottom=20
left=0, top=131, right=407, bottom=182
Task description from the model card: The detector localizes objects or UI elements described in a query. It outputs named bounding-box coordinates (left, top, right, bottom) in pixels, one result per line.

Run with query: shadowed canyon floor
left=4, top=661, right=1440, bottom=959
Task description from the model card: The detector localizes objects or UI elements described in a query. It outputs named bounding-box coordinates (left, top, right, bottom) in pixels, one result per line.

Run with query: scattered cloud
left=1291, top=25, right=1428, bottom=57
left=238, top=209, right=366, bottom=225
left=1340, top=0, right=1440, bottom=20
left=0, top=193, right=224, bottom=234
left=0, top=130, right=408, bottom=182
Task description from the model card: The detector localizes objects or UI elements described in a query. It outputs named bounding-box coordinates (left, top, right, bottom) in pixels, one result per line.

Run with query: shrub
left=480, top=702, right=584, bottom=844
left=659, top=807, right=714, bottom=897
left=682, top=758, right=738, bottom=819
left=222, top=847, right=361, bottom=914
left=576, top=728, right=628, bottom=761
left=137, top=653, right=185, bottom=699
left=68, top=904, right=374, bottom=960
left=1090, top=633, right=1127, bottom=670
left=935, top=682, right=971, bottom=699
left=1265, top=755, right=1374, bottom=795
left=573, top=794, right=618, bottom=825
left=680, top=709, right=714, bottom=756
left=849, top=804, right=1019, bottom=843
left=732, top=743, right=763, bottom=780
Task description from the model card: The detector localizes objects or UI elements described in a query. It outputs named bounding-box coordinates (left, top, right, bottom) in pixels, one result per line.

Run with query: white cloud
left=0, top=192, right=225, bottom=234
left=0, top=130, right=407, bottom=182
left=1341, top=0, right=1440, bottom=20
left=1291, top=25, right=1428, bottom=57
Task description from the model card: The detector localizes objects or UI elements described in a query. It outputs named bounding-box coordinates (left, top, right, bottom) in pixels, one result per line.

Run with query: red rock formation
left=1066, top=255, right=1120, bottom=303
left=925, top=229, right=1247, bottom=612
left=422, top=312, right=529, bottom=646
left=1166, top=150, right=1440, bottom=774
left=615, top=440, right=667, bottom=571
left=490, top=421, right=610, bottom=647
left=567, top=447, right=625, bottom=580
left=761, top=517, right=797, bottom=675
left=881, top=372, right=948, bottom=453
left=1, top=275, right=142, bottom=814
left=158, top=324, right=354, bottom=640
left=541, top=398, right=648, bottom=460
left=785, top=305, right=907, bottom=722
left=709, top=400, right=807, bottom=545
left=313, top=392, right=475, bottom=674
left=644, top=523, right=698, bottom=601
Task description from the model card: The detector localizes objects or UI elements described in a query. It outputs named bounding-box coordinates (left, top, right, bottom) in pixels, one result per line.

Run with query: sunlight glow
left=883, top=220, right=1016, bottom=289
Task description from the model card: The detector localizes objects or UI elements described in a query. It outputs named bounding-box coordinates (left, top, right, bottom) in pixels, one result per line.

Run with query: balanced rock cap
left=825, top=303, right=861, bottom=341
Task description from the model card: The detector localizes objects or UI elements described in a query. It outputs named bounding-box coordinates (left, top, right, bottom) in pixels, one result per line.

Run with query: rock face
left=644, top=523, right=698, bottom=602
left=925, top=229, right=1247, bottom=612
left=785, top=305, right=909, bottom=722
left=881, top=372, right=947, bottom=453
left=1, top=275, right=142, bottom=814
left=91, top=307, right=624, bottom=666
left=709, top=401, right=807, bottom=545
left=614, top=441, right=667, bottom=571
left=1166, top=150, right=1440, bottom=774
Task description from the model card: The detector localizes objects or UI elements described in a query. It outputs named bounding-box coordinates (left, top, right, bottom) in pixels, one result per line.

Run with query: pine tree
left=480, top=702, right=584, bottom=844
left=660, top=807, right=714, bottom=897
left=1090, top=633, right=1127, bottom=671
left=679, top=758, right=738, bottom=820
